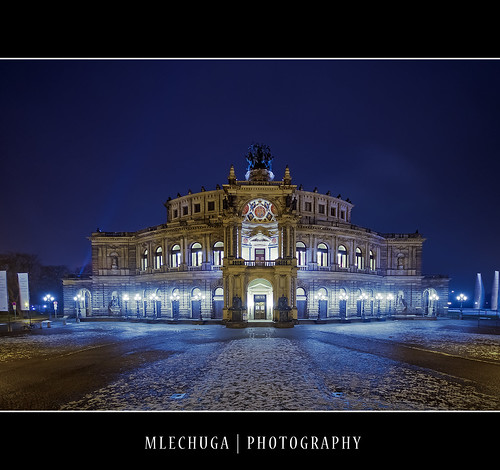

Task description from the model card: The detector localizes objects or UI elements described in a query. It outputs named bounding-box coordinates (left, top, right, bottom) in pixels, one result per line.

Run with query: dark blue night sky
left=1, top=58, right=499, bottom=300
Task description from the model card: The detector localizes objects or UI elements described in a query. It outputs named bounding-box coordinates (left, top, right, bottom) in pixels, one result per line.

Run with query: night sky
left=1, top=58, right=499, bottom=303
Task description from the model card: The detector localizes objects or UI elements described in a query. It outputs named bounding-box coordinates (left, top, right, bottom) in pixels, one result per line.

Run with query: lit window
left=355, top=247, right=364, bottom=269
left=141, top=249, right=148, bottom=270
left=213, top=241, right=224, bottom=266
left=296, top=241, right=307, bottom=267
left=369, top=250, right=376, bottom=270
left=154, top=246, right=163, bottom=269
left=191, top=242, right=203, bottom=266
left=171, top=244, right=181, bottom=267
left=317, top=243, right=328, bottom=267
left=337, top=245, right=348, bottom=267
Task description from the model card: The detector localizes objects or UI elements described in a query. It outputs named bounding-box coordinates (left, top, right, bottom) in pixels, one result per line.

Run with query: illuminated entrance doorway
left=247, top=278, right=273, bottom=321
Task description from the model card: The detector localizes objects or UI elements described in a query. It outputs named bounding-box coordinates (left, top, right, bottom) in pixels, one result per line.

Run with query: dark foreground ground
left=1, top=317, right=498, bottom=463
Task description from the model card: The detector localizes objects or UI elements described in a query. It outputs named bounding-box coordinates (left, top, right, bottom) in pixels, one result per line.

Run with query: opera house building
left=63, top=144, right=449, bottom=326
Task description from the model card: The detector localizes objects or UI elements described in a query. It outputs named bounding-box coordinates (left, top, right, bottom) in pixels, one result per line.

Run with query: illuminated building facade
left=63, top=144, right=449, bottom=325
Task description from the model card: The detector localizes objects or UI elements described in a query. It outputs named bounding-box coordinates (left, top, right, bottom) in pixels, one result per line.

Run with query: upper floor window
left=194, top=203, right=201, bottom=213
left=207, top=201, right=215, bottom=211
left=171, top=244, right=181, bottom=267
left=296, top=241, right=307, bottom=267
left=330, top=206, right=337, bottom=217
left=191, top=242, right=203, bottom=266
left=355, top=247, right=364, bottom=270
left=317, top=243, right=328, bottom=267
left=154, top=246, right=163, bottom=269
left=305, top=202, right=312, bottom=212
left=337, top=245, right=348, bottom=268
left=318, top=204, right=325, bottom=214
left=141, top=249, right=148, bottom=270
left=213, top=241, right=224, bottom=266
left=369, top=250, right=376, bottom=270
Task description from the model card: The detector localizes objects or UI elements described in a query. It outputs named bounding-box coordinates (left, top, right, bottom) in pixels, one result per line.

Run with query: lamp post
left=43, top=294, right=55, bottom=320
left=149, top=294, right=160, bottom=318
left=387, top=293, right=394, bottom=317
left=134, top=294, right=141, bottom=318
left=339, top=291, right=348, bottom=319
left=430, top=293, right=439, bottom=316
left=315, top=291, right=327, bottom=319
left=123, top=294, right=129, bottom=318
left=73, top=294, right=82, bottom=322
left=456, top=293, right=467, bottom=320
left=358, top=292, right=368, bottom=319
left=375, top=293, right=383, bottom=317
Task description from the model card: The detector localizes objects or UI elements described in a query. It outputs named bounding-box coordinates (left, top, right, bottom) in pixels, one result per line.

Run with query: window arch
left=355, top=247, right=364, bottom=270
left=154, top=246, right=163, bottom=269
left=317, top=243, right=328, bottom=267
left=337, top=245, right=348, bottom=268
left=213, top=241, right=224, bottom=266
left=171, top=244, right=181, bottom=267
left=296, top=241, right=307, bottom=267
left=191, top=242, right=203, bottom=267
left=141, top=249, right=148, bottom=270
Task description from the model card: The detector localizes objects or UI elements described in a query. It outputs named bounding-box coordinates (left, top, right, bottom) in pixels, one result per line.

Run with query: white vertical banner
left=17, top=273, right=30, bottom=311
left=0, top=271, right=8, bottom=311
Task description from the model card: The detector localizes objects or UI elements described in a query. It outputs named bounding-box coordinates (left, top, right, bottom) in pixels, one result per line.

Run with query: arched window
left=296, top=241, right=307, bottom=267
left=141, top=249, right=148, bottom=270
left=317, top=243, right=328, bottom=267
left=355, top=247, right=364, bottom=270
left=171, top=244, right=181, bottom=267
left=191, top=242, right=203, bottom=267
left=154, top=246, right=163, bottom=269
left=213, top=241, right=224, bottom=266
left=337, top=245, right=348, bottom=268
left=369, top=250, right=376, bottom=270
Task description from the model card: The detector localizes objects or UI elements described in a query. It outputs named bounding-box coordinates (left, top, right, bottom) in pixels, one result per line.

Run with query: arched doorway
left=423, top=288, right=438, bottom=315
left=191, top=287, right=204, bottom=319
left=316, top=287, right=328, bottom=319
left=247, top=278, right=273, bottom=321
left=75, top=288, right=91, bottom=318
left=170, top=288, right=180, bottom=320
left=212, top=287, right=224, bottom=319
left=297, top=287, right=307, bottom=319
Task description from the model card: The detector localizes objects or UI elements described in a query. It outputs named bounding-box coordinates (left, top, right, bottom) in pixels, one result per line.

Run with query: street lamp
left=123, top=294, right=129, bottom=318
left=43, top=294, right=55, bottom=319
left=430, top=293, right=439, bottom=316
left=339, top=291, right=348, bottom=319
left=149, top=294, right=160, bottom=318
left=73, top=294, right=82, bottom=322
left=134, top=294, right=141, bottom=318
left=375, top=293, right=383, bottom=316
left=387, top=293, right=394, bottom=316
left=456, top=293, right=467, bottom=319
left=358, top=292, right=368, bottom=318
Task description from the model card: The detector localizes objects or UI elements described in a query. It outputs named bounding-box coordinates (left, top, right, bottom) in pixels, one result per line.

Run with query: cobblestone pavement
left=2, top=319, right=500, bottom=411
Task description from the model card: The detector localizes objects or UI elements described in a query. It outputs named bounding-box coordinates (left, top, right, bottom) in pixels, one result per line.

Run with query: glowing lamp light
left=123, top=294, right=129, bottom=302
left=339, top=292, right=348, bottom=301
left=456, top=293, right=467, bottom=302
